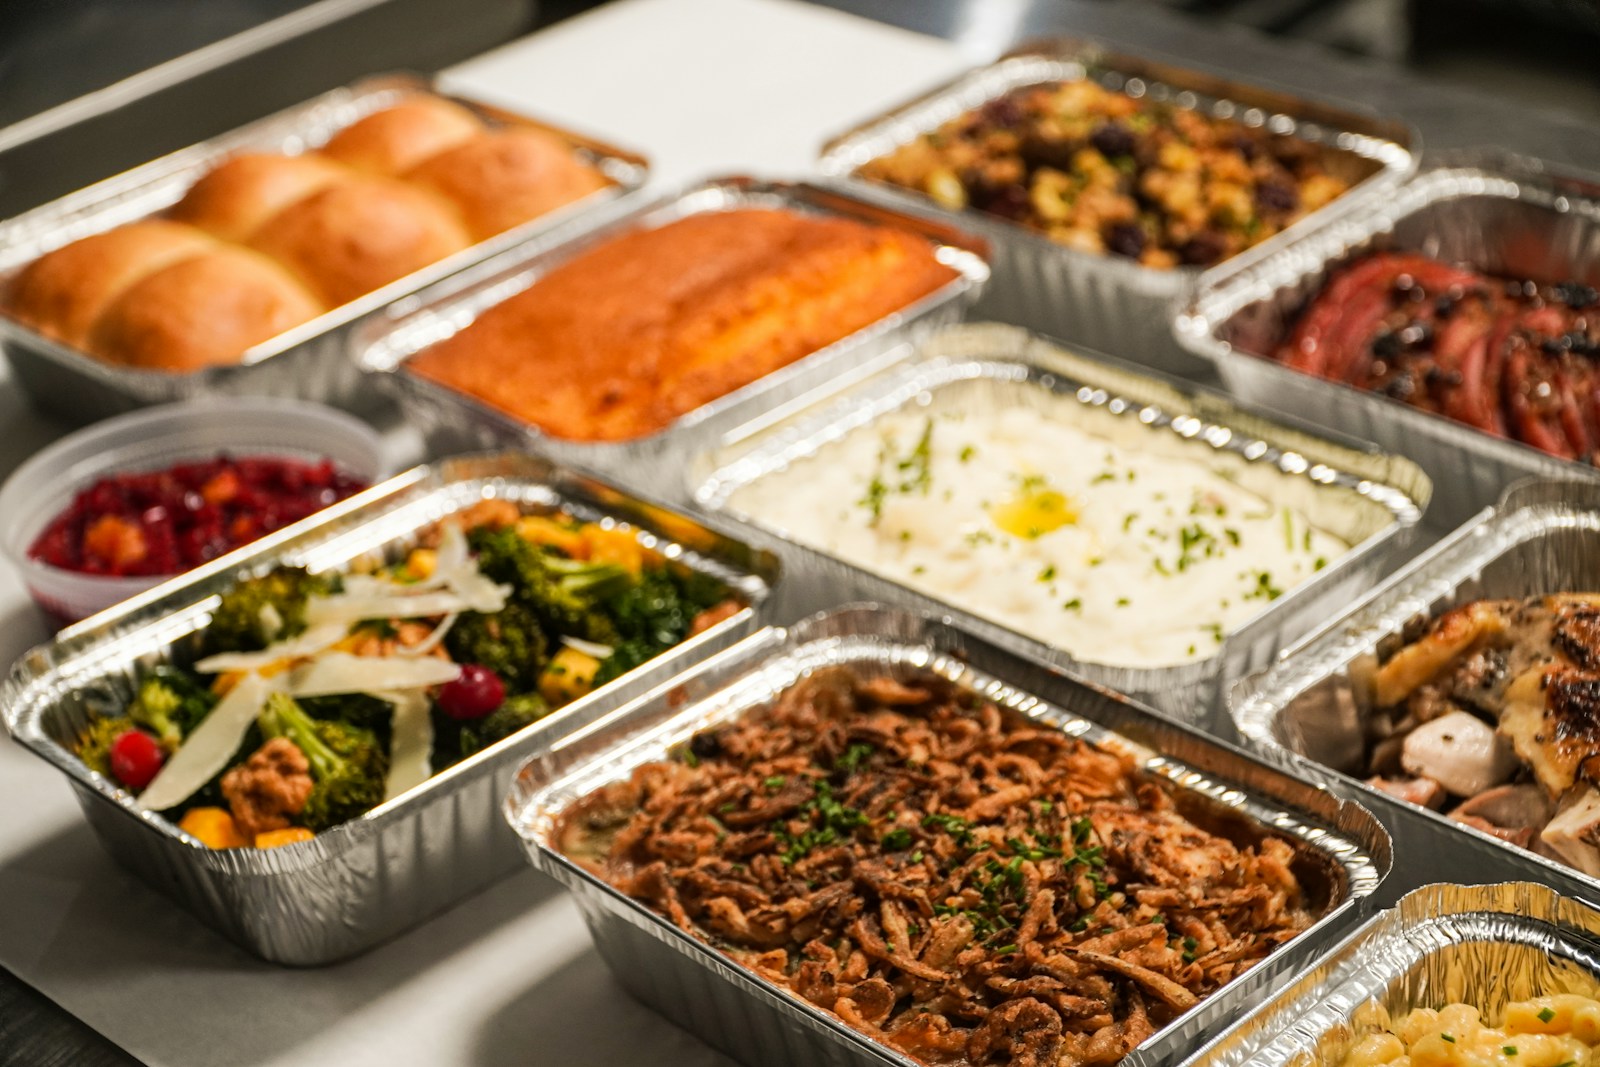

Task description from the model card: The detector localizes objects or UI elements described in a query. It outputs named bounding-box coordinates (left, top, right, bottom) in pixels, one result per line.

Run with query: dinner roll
left=170, top=152, right=348, bottom=243
left=4, top=221, right=216, bottom=348
left=406, top=127, right=609, bottom=240
left=320, top=97, right=482, bottom=175
left=250, top=175, right=471, bottom=306
left=90, top=245, right=322, bottom=371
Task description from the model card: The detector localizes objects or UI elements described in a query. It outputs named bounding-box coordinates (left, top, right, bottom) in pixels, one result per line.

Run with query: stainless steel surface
left=817, top=38, right=1414, bottom=379
left=1176, top=151, right=1600, bottom=534
left=1231, top=476, right=1600, bottom=899
left=355, top=176, right=990, bottom=505
left=0, top=73, right=648, bottom=424
left=0, top=451, right=777, bottom=965
left=1183, top=882, right=1600, bottom=1067
left=506, top=605, right=1390, bottom=1067
left=694, top=322, right=1428, bottom=722
left=0, top=0, right=537, bottom=217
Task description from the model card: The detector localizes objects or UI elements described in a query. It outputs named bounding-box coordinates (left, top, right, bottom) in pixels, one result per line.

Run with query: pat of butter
left=989, top=488, right=1076, bottom=539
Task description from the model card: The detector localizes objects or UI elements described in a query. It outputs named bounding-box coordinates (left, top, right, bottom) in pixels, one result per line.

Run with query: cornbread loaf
left=1, top=96, right=610, bottom=372
left=406, top=208, right=960, bottom=442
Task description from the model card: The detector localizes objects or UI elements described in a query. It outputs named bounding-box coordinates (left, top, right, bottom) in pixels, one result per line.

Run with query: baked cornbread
left=2, top=96, right=610, bottom=372
left=406, top=208, right=960, bottom=442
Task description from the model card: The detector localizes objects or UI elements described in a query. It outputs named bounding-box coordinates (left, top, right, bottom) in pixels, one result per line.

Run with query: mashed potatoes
left=730, top=399, right=1344, bottom=668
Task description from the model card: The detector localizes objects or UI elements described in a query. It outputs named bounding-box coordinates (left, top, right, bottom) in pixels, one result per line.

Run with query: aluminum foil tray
left=693, top=322, right=1429, bottom=723
left=1182, top=882, right=1600, bottom=1067
left=0, top=451, right=778, bottom=965
left=818, top=37, right=1414, bottom=379
left=507, top=605, right=1390, bottom=1067
left=353, top=175, right=990, bottom=508
left=1231, top=476, right=1600, bottom=896
left=1177, top=151, right=1600, bottom=533
left=0, top=73, right=649, bottom=423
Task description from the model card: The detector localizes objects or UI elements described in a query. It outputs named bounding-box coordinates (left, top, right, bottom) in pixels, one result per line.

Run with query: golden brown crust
left=4, top=221, right=216, bottom=348
left=168, top=152, right=349, bottom=243
left=248, top=175, right=471, bottom=306
left=408, top=208, right=958, bottom=442
left=3, top=98, right=602, bottom=372
left=89, top=245, right=322, bottom=370
left=320, top=97, right=483, bottom=176
left=405, top=127, right=610, bottom=240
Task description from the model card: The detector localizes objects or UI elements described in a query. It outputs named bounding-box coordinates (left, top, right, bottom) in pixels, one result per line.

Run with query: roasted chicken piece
left=1371, top=594, right=1600, bottom=871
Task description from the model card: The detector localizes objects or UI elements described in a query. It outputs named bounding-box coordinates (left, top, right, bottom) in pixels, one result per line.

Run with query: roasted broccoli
left=457, top=692, right=551, bottom=758
left=258, top=692, right=388, bottom=832
left=444, top=602, right=549, bottom=691
left=595, top=567, right=726, bottom=684
left=468, top=526, right=630, bottom=643
left=205, top=567, right=337, bottom=655
left=299, top=692, right=396, bottom=750
left=126, top=668, right=217, bottom=748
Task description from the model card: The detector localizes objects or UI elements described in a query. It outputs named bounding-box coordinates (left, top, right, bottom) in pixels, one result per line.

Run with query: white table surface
left=0, top=2, right=971, bottom=1063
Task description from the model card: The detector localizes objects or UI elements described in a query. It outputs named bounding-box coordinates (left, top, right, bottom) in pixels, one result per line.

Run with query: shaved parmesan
left=308, top=526, right=506, bottom=620
left=138, top=673, right=278, bottom=813
left=194, top=623, right=349, bottom=675
left=304, top=591, right=492, bottom=627
left=380, top=689, right=433, bottom=801
left=259, top=603, right=284, bottom=641
left=289, top=652, right=460, bottom=697
left=561, top=636, right=615, bottom=659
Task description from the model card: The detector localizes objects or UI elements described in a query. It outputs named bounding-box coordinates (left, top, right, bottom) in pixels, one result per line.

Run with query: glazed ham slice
left=1273, top=252, right=1600, bottom=466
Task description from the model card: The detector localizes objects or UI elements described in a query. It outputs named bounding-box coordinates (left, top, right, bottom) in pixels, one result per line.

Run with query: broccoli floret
left=299, top=692, right=395, bottom=751
left=127, top=668, right=217, bottom=748
left=444, top=603, right=549, bottom=690
left=458, top=692, right=551, bottom=758
left=594, top=567, right=727, bottom=684
left=258, top=693, right=388, bottom=832
left=205, top=567, right=337, bottom=655
left=76, top=716, right=135, bottom=777
left=468, top=527, right=629, bottom=643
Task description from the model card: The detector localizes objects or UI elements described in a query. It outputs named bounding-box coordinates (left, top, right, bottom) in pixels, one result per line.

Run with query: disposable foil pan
left=1182, top=882, right=1600, bottom=1067
left=506, top=605, right=1391, bottom=1067
left=1230, top=476, right=1600, bottom=895
left=693, top=322, right=1429, bottom=723
left=0, top=73, right=649, bottom=423
left=1176, top=151, right=1600, bottom=533
left=818, top=38, right=1414, bottom=378
left=0, top=451, right=777, bottom=965
left=353, top=176, right=990, bottom=507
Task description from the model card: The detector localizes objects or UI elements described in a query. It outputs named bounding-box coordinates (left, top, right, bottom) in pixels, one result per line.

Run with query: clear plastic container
left=0, top=398, right=385, bottom=624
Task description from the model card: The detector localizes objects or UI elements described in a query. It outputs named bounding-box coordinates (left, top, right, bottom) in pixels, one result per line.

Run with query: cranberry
left=437, top=665, right=506, bottom=720
left=27, top=455, right=369, bottom=578
left=108, top=729, right=166, bottom=790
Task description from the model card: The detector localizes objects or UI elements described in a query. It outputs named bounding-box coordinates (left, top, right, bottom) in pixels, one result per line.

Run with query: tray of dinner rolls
left=0, top=73, right=648, bottom=422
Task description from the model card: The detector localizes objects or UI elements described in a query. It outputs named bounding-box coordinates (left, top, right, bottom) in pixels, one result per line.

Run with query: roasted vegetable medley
left=73, top=499, right=741, bottom=849
left=857, top=79, right=1352, bottom=269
